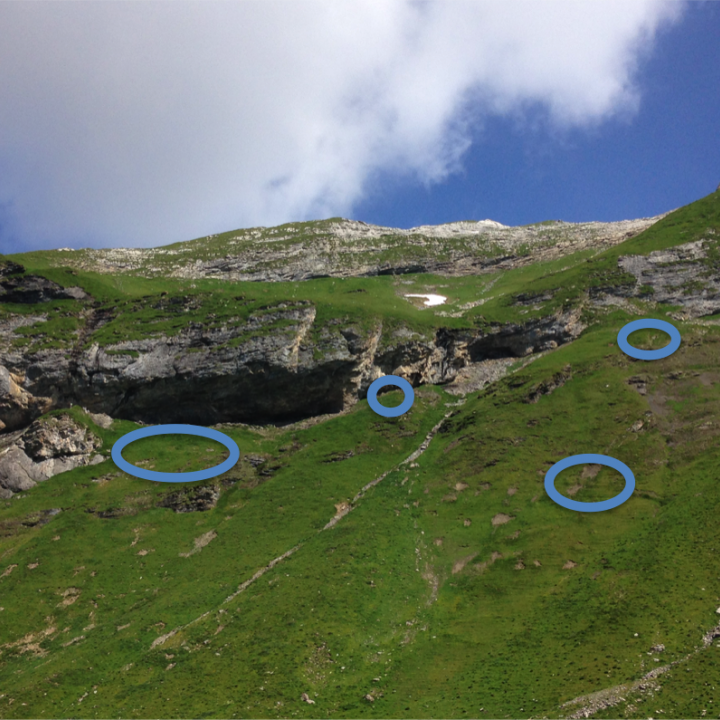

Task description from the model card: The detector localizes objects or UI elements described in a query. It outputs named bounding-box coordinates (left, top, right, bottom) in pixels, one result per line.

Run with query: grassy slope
left=1, top=215, right=575, bottom=281
left=1, top=192, right=720, bottom=718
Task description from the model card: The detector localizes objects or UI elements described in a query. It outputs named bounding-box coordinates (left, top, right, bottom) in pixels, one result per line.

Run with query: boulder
left=0, top=261, right=25, bottom=277
left=157, top=483, right=221, bottom=513
left=0, top=414, right=102, bottom=497
left=0, top=275, right=88, bottom=303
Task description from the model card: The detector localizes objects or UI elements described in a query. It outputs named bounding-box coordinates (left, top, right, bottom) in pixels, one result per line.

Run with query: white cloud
left=0, top=0, right=683, bottom=250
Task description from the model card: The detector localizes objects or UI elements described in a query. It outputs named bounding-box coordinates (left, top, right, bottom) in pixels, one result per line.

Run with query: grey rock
left=612, top=240, right=720, bottom=317
left=0, top=365, right=53, bottom=432
left=22, top=414, right=100, bottom=461
left=0, top=275, right=89, bottom=303
left=157, top=483, right=221, bottom=513
left=86, top=411, right=113, bottom=429
left=0, top=414, right=102, bottom=497
left=0, top=446, right=38, bottom=492
left=0, top=261, right=25, bottom=277
left=0, top=304, right=584, bottom=429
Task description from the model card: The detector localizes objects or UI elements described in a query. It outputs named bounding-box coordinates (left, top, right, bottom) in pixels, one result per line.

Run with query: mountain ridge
left=11, top=213, right=666, bottom=284
left=1, top=190, right=720, bottom=718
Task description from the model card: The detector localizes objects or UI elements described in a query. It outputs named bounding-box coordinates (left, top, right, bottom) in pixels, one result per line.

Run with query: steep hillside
left=12, top=214, right=661, bottom=283
left=1, top=190, right=720, bottom=718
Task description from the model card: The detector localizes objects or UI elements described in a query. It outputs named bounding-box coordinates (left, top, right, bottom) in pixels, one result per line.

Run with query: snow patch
left=404, top=294, right=447, bottom=307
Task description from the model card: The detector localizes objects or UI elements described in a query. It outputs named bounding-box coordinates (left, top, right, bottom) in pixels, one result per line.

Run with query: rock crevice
left=1, top=307, right=584, bottom=429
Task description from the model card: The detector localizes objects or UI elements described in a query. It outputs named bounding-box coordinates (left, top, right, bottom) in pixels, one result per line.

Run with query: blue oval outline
left=617, top=318, right=681, bottom=360
left=544, top=453, right=635, bottom=512
left=111, top=424, right=240, bottom=483
left=367, top=375, right=415, bottom=417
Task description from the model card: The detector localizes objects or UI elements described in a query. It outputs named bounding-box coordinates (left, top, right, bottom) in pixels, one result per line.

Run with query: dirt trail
left=560, top=622, right=720, bottom=718
left=323, top=410, right=452, bottom=529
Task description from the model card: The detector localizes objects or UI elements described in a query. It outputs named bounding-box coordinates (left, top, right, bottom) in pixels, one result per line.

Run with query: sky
left=0, top=0, right=718, bottom=253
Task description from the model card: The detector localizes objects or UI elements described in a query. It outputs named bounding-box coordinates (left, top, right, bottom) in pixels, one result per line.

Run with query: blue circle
left=617, top=318, right=681, bottom=360
left=367, top=375, right=415, bottom=417
left=544, top=453, right=635, bottom=512
left=111, top=424, right=240, bottom=483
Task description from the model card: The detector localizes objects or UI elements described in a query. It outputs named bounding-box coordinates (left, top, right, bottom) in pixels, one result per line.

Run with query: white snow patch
left=404, top=293, right=447, bottom=307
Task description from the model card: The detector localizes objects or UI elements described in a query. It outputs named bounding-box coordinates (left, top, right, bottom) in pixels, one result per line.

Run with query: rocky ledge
left=44, top=215, right=664, bottom=283
left=0, top=267, right=89, bottom=304
left=617, top=240, right=720, bottom=316
left=0, top=303, right=585, bottom=431
left=0, top=414, right=105, bottom=498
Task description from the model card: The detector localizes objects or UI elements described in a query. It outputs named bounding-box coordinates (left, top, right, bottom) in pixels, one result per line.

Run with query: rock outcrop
left=157, top=483, right=221, bottom=513
left=0, top=275, right=89, bottom=303
left=0, top=261, right=26, bottom=277
left=0, top=414, right=103, bottom=498
left=46, top=216, right=664, bottom=283
left=0, top=366, right=52, bottom=432
left=0, top=305, right=585, bottom=428
left=615, top=240, right=720, bottom=317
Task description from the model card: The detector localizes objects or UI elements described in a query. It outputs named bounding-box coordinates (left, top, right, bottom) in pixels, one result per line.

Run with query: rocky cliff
left=4, top=192, right=720, bottom=719
left=35, top=215, right=663, bottom=282
left=0, top=299, right=585, bottom=429
left=4, top=201, right=720, bottom=493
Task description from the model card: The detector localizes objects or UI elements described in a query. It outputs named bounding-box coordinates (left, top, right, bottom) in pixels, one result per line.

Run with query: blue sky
left=356, top=1, right=720, bottom=228
left=0, top=1, right=717, bottom=252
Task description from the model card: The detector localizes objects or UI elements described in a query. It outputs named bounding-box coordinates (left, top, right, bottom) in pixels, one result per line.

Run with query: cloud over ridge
left=0, top=1, right=683, bottom=250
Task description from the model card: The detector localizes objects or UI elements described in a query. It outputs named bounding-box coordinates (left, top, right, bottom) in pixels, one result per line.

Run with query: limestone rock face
left=0, top=306, right=584, bottom=429
left=0, top=213, right=673, bottom=435
left=616, top=240, right=720, bottom=316
left=66, top=216, right=664, bottom=283
left=0, top=414, right=102, bottom=498
left=0, top=366, right=52, bottom=432
left=22, top=415, right=100, bottom=461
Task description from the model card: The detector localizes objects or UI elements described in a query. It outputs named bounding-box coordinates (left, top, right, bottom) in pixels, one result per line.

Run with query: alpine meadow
left=3, top=188, right=720, bottom=719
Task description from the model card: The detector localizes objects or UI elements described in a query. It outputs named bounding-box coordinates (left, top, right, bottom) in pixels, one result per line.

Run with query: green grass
left=2, top=190, right=720, bottom=717
left=4, top=191, right=719, bottom=356
left=3, top=316, right=720, bottom=717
